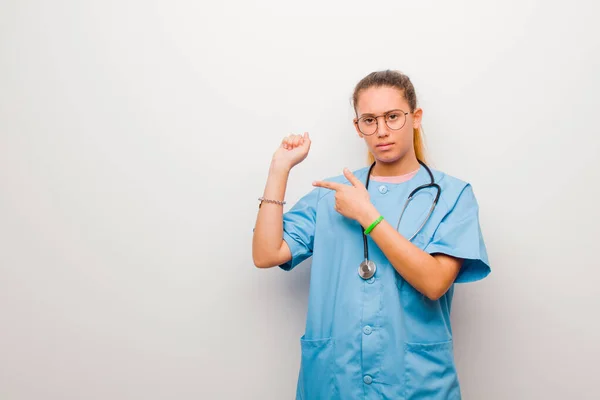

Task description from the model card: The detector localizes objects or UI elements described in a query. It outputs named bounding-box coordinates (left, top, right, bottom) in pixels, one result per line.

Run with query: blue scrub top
left=280, top=165, right=491, bottom=400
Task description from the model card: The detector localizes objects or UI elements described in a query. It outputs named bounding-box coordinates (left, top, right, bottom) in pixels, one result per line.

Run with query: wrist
left=358, top=206, right=381, bottom=228
left=269, top=159, right=292, bottom=175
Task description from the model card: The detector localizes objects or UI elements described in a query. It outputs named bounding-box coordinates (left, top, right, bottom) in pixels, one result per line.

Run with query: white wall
left=1, top=0, right=599, bottom=399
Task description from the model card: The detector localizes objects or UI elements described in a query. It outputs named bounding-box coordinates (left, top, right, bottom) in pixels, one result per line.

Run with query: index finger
left=343, top=168, right=364, bottom=188
left=312, top=180, right=343, bottom=191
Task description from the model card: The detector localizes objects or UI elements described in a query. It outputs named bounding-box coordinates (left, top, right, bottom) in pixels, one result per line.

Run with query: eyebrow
left=359, top=109, right=404, bottom=117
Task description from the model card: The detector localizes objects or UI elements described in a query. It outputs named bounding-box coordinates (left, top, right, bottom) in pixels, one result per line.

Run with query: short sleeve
left=423, top=184, right=491, bottom=283
left=279, top=188, right=320, bottom=271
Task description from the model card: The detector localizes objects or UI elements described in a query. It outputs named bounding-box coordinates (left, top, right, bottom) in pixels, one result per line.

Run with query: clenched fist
left=272, top=132, right=311, bottom=171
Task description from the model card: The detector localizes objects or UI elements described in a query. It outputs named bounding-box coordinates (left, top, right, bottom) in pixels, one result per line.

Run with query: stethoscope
left=358, top=159, right=442, bottom=280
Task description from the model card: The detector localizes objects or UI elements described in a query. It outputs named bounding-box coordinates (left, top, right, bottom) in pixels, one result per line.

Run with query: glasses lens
left=386, top=112, right=406, bottom=130
left=358, top=117, right=377, bottom=135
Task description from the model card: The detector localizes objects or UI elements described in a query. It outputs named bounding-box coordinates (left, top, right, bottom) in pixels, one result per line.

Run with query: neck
left=371, top=156, right=420, bottom=177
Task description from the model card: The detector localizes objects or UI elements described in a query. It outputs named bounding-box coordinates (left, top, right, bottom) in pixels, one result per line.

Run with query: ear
left=353, top=118, right=364, bottom=138
left=412, top=108, right=423, bottom=130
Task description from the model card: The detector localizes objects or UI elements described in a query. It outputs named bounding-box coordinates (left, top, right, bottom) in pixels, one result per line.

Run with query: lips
left=376, top=143, right=394, bottom=148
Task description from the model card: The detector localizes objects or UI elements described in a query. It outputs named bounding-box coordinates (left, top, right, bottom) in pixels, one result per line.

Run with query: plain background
left=1, top=0, right=599, bottom=399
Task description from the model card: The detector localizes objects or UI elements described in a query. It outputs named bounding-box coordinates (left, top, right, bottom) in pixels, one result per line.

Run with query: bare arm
left=356, top=206, right=462, bottom=300
left=252, top=133, right=311, bottom=268
left=313, top=168, right=461, bottom=300
left=252, top=161, right=293, bottom=268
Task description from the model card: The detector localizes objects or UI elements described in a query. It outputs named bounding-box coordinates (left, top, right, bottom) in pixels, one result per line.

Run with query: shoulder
left=429, top=167, right=469, bottom=191
left=427, top=166, right=479, bottom=210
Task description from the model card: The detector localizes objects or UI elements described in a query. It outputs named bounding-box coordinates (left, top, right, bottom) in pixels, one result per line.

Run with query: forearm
left=252, top=160, right=291, bottom=267
left=357, top=206, right=456, bottom=300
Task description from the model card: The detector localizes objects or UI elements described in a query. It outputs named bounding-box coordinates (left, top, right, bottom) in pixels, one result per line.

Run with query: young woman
left=252, top=70, right=491, bottom=400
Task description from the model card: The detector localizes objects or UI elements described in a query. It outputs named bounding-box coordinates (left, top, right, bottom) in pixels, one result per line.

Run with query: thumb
left=302, top=132, right=311, bottom=147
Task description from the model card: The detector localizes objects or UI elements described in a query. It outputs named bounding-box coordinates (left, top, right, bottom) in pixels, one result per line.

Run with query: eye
left=363, top=117, right=375, bottom=124
left=387, top=113, right=400, bottom=120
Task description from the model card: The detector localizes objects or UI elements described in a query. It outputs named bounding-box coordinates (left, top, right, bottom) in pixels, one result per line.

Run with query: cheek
left=389, top=129, right=415, bottom=154
left=398, top=126, right=415, bottom=144
left=362, top=135, right=376, bottom=146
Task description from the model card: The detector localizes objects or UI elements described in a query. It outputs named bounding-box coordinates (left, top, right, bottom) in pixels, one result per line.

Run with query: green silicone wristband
left=364, top=216, right=384, bottom=235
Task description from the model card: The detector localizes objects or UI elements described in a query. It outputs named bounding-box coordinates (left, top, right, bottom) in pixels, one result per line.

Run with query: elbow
left=253, top=258, right=270, bottom=269
left=425, top=291, right=443, bottom=301
left=423, top=283, right=449, bottom=301
left=252, top=242, right=270, bottom=268
left=252, top=253, right=275, bottom=269
left=252, top=240, right=289, bottom=269
left=252, top=254, right=266, bottom=268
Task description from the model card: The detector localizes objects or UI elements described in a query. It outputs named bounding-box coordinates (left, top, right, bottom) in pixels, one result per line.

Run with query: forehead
left=356, top=86, right=408, bottom=115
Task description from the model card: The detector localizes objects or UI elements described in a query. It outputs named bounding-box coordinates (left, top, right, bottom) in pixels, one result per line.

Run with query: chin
left=374, top=152, right=403, bottom=164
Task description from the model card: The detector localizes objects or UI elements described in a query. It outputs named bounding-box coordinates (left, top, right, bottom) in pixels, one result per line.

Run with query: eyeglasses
left=355, top=109, right=410, bottom=136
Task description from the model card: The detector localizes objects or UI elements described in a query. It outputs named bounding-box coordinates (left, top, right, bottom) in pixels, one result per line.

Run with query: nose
left=376, top=116, right=390, bottom=137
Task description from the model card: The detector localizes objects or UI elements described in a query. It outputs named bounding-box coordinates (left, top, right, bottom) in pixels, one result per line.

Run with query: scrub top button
left=366, top=277, right=375, bottom=284
left=378, top=185, right=388, bottom=194
left=363, top=325, right=372, bottom=335
left=363, top=375, right=373, bottom=385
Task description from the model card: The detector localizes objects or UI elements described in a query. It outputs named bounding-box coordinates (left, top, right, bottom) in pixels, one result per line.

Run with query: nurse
left=252, top=69, right=491, bottom=399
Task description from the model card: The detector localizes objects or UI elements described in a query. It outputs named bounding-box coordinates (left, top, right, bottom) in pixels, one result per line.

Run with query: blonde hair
left=352, top=70, right=427, bottom=165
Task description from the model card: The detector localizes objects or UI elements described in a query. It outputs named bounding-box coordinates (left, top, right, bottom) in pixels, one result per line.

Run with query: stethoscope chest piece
left=357, top=159, right=439, bottom=282
left=359, top=260, right=376, bottom=280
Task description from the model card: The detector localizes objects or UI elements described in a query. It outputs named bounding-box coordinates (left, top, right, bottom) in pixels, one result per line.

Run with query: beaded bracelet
left=258, top=197, right=286, bottom=208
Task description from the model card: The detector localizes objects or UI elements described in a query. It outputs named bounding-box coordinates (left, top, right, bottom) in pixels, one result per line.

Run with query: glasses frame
left=354, top=109, right=410, bottom=136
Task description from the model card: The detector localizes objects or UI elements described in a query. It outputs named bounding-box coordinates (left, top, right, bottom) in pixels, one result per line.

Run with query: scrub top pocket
left=404, top=340, right=461, bottom=400
left=297, top=336, right=337, bottom=400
